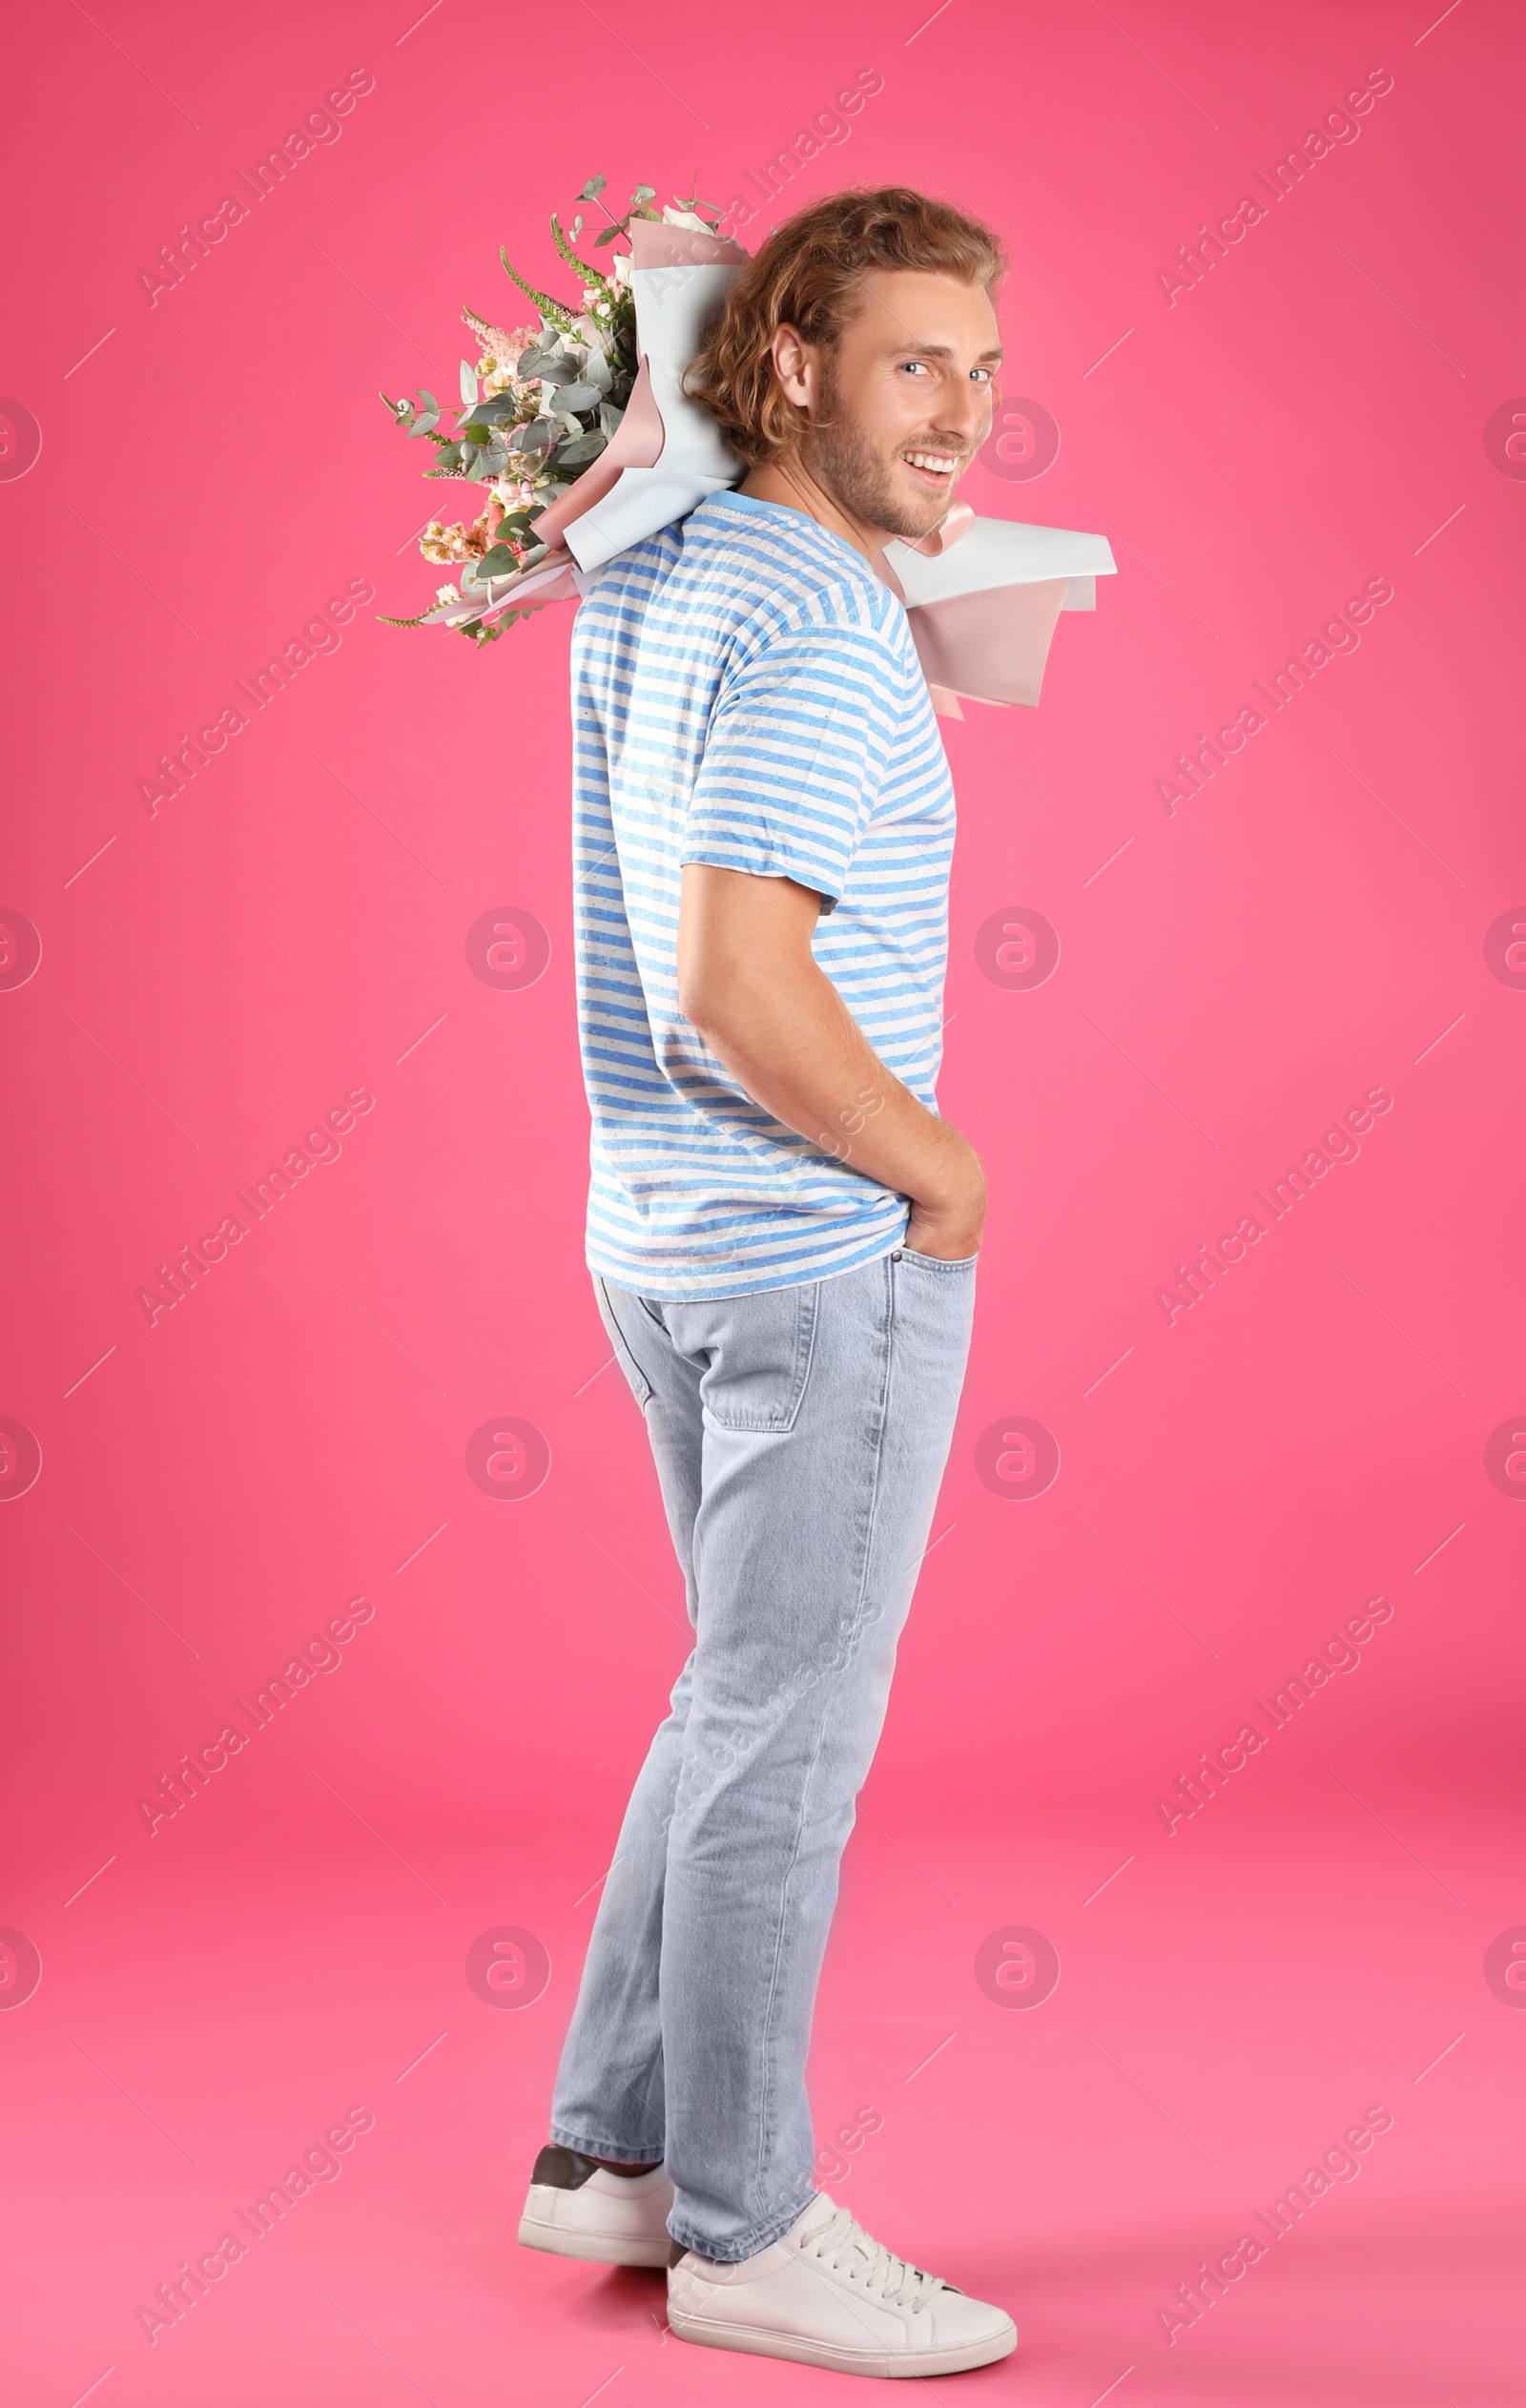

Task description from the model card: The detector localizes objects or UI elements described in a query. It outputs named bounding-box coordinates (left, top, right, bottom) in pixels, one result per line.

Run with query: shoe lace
left=804, top=2202, right=943, bottom=2311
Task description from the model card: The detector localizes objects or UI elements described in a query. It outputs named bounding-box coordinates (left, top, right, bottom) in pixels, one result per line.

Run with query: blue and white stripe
left=571, top=489, right=955, bottom=1299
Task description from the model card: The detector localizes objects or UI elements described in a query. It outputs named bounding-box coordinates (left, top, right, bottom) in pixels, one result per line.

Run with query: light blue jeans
left=548, top=1240, right=977, bottom=2260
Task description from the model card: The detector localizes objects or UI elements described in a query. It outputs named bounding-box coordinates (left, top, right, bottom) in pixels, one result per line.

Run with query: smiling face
left=781, top=267, right=1002, bottom=542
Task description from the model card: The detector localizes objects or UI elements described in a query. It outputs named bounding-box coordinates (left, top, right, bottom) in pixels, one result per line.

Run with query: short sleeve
left=681, top=591, right=901, bottom=912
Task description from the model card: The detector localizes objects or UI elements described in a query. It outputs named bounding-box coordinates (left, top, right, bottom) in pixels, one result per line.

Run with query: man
left=519, top=187, right=1018, bottom=2377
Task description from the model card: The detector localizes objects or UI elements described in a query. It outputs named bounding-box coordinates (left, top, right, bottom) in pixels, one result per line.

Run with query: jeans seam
left=789, top=1279, right=822, bottom=1429
left=597, top=1276, right=655, bottom=1408
left=747, top=1251, right=897, bottom=2210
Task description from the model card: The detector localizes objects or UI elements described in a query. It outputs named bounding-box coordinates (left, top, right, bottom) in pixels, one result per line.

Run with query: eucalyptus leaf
left=476, top=543, right=519, bottom=579
left=593, top=223, right=627, bottom=247
left=556, top=382, right=602, bottom=411
left=405, top=411, right=441, bottom=439
left=460, top=361, right=479, bottom=405
left=555, top=431, right=607, bottom=465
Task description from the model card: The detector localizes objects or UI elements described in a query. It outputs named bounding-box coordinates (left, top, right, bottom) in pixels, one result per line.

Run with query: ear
left=770, top=321, right=815, bottom=412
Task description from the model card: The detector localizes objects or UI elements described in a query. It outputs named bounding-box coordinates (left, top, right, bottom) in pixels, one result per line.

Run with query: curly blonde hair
left=684, top=186, right=1006, bottom=467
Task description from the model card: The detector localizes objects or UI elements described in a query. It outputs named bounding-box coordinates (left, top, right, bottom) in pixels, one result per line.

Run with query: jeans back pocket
left=669, top=1280, right=819, bottom=1434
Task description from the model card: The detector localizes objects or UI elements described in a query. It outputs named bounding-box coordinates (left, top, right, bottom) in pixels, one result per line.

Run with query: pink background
left=2, top=2, right=1520, bottom=2399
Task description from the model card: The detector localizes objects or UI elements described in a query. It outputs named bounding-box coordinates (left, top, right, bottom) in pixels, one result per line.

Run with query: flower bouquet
left=382, top=176, right=745, bottom=644
left=382, top=181, right=1116, bottom=707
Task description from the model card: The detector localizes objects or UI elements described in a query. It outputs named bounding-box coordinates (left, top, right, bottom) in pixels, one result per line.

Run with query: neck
left=737, top=451, right=887, bottom=566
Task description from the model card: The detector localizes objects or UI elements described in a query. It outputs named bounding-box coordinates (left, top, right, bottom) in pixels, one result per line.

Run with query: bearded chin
left=803, top=372, right=952, bottom=542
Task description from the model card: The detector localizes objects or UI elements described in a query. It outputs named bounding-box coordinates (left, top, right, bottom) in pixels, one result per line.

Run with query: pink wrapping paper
left=901, top=578, right=1073, bottom=712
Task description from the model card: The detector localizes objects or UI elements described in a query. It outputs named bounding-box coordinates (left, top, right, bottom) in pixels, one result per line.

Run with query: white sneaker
left=667, top=2190, right=1018, bottom=2377
left=518, top=2144, right=673, bottom=2269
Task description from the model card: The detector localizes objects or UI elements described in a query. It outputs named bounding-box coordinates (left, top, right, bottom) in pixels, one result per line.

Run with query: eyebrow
left=894, top=341, right=1005, bottom=363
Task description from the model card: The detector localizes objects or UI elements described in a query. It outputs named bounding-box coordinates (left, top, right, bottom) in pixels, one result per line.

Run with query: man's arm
left=676, top=863, right=985, bottom=1258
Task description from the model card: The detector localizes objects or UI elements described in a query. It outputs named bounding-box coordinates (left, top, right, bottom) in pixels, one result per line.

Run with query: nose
left=937, top=375, right=992, bottom=450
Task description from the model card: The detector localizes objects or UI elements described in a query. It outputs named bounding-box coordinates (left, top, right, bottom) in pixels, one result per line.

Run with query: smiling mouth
left=899, top=447, right=964, bottom=488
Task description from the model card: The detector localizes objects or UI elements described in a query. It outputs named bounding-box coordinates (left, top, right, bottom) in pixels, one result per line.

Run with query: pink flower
left=462, top=307, right=539, bottom=381
left=420, top=508, right=501, bottom=565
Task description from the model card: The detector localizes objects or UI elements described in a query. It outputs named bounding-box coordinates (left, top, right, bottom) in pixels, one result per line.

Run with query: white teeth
left=903, top=450, right=958, bottom=471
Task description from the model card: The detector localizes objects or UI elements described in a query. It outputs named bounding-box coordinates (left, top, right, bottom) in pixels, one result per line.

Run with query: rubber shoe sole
left=667, top=2301, right=1019, bottom=2377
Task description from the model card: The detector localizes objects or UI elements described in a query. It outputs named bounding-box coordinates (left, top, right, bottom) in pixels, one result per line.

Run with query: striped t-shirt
left=571, top=489, right=956, bottom=1299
